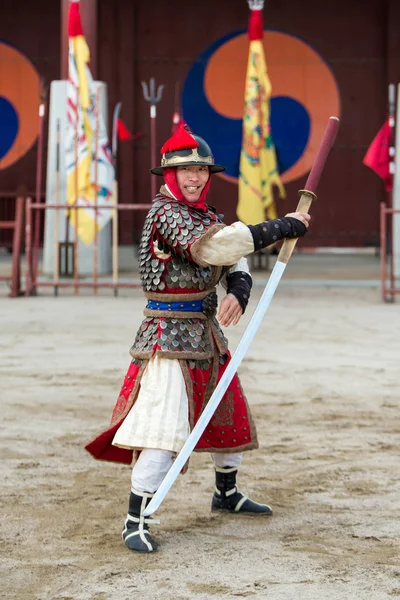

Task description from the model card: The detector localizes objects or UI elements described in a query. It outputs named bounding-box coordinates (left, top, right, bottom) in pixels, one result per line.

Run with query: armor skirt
left=85, top=352, right=258, bottom=465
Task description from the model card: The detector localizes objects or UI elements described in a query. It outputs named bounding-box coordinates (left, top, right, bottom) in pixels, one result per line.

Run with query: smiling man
left=176, top=165, right=210, bottom=202
left=85, top=122, right=309, bottom=553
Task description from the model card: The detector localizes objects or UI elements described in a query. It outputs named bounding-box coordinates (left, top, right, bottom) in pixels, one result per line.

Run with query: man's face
left=176, top=166, right=210, bottom=202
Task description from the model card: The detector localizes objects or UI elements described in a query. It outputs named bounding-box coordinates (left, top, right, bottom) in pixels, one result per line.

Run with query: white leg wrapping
left=212, top=452, right=243, bottom=469
left=131, top=449, right=176, bottom=493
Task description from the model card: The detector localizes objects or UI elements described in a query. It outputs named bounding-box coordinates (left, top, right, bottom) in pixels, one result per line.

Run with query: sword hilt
left=277, top=116, right=339, bottom=265
left=278, top=190, right=316, bottom=264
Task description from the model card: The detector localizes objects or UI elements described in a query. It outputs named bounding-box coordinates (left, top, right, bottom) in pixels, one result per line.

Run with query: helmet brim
left=150, top=163, right=226, bottom=176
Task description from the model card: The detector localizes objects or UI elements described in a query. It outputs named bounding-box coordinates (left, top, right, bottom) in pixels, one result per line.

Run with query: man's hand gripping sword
left=144, top=116, right=340, bottom=518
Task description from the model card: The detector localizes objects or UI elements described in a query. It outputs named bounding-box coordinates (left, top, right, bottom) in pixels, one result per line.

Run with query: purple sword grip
left=304, top=117, right=339, bottom=194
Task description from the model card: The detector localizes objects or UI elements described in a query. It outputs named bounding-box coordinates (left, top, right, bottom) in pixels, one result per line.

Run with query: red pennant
left=117, top=119, right=132, bottom=141
left=363, top=121, right=392, bottom=192
left=117, top=119, right=142, bottom=141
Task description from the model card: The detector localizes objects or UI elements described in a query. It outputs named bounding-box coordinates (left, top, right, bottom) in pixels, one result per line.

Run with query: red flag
left=363, top=121, right=392, bottom=191
left=117, top=118, right=141, bottom=141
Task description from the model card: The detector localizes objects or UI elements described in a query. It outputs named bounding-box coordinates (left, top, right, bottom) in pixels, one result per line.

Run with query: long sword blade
left=143, top=260, right=286, bottom=517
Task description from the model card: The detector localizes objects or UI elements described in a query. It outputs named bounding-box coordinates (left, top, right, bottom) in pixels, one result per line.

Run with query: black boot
left=122, top=489, right=159, bottom=553
left=211, top=466, right=273, bottom=515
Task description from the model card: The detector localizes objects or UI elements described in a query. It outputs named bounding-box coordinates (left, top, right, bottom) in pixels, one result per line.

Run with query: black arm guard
left=226, top=271, right=253, bottom=313
left=248, top=217, right=308, bottom=251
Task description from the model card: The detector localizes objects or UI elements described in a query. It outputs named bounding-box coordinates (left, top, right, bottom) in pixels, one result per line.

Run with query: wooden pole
left=112, top=189, right=119, bottom=297
left=54, top=120, right=61, bottom=296
left=111, top=102, right=122, bottom=298
left=25, top=197, right=33, bottom=295
left=73, top=91, right=79, bottom=295
left=93, top=86, right=101, bottom=296
left=32, top=83, right=47, bottom=294
left=9, top=193, right=25, bottom=298
left=150, top=104, right=157, bottom=200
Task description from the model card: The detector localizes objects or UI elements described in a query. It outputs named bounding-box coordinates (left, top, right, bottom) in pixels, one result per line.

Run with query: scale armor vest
left=131, top=194, right=229, bottom=361
left=138, top=196, right=220, bottom=293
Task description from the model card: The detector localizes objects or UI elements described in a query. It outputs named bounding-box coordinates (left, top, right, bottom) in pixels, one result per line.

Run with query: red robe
left=85, top=351, right=258, bottom=464
left=85, top=192, right=258, bottom=464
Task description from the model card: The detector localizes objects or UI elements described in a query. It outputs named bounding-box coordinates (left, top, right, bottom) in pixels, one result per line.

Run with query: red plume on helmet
left=160, top=122, right=199, bottom=154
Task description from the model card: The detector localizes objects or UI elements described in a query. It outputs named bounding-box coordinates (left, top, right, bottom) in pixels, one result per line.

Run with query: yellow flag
left=66, top=1, right=114, bottom=245
left=237, top=9, right=285, bottom=225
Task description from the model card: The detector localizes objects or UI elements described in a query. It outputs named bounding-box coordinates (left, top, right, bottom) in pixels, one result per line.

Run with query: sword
left=144, top=116, right=340, bottom=517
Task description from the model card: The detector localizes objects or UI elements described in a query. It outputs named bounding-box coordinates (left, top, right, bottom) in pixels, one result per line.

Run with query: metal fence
left=25, top=200, right=151, bottom=296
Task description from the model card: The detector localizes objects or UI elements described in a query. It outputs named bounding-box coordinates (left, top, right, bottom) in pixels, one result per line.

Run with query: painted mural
left=182, top=30, right=340, bottom=186
left=0, top=40, right=41, bottom=170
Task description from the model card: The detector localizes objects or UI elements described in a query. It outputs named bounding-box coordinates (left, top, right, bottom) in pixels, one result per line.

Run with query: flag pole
left=392, top=83, right=400, bottom=290
left=73, top=88, right=80, bottom=295
left=111, top=102, right=122, bottom=298
left=388, top=83, right=396, bottom=293
left=64, top=0, right=77, bottom=279
left=32, top=79, right=47, bottom=295
left=93, top=85, right=101, bottom=296
left=388, top=83, right=396, bottom=201
left=53, top=119, right=61, bottom=296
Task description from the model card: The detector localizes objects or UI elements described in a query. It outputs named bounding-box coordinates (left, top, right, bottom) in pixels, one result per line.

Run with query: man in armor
left=86, top=123, right=310, bottom=553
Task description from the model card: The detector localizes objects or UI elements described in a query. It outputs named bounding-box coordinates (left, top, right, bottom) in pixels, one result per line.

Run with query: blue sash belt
left=146, top=299, right=204, bottom=312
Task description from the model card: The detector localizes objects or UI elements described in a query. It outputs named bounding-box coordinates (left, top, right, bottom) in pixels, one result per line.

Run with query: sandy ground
left=1, top=282, right=400, bottom=600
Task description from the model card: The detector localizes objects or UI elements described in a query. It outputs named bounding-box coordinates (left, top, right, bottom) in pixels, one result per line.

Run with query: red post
left=150, top=106, right=157, bottom=200
left=0, top=190, right=25, bottom=297
left=25, top=197, right=33, bottom=296
left=9, top=195, right=25, bottom=298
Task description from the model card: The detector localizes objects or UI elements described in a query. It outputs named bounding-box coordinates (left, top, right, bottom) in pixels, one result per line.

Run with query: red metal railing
left=0, top=188, right=28, bottom=297
left=380, top=202, right=399, bottom=303
left=0, top=191, right=23, bottom=248
left=25, top=201, right=151, bottom=296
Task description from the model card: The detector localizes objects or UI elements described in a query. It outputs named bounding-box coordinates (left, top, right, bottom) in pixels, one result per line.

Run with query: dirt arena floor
left=1, top=278, right=400, bottom=599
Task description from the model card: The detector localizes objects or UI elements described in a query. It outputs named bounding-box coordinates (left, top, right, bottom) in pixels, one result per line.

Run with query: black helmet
left=150, top=125, right=225, bottom=175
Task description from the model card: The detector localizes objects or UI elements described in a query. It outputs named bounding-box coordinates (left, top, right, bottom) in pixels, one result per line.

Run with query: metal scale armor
left=130, top=192, right=229, bottom=364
